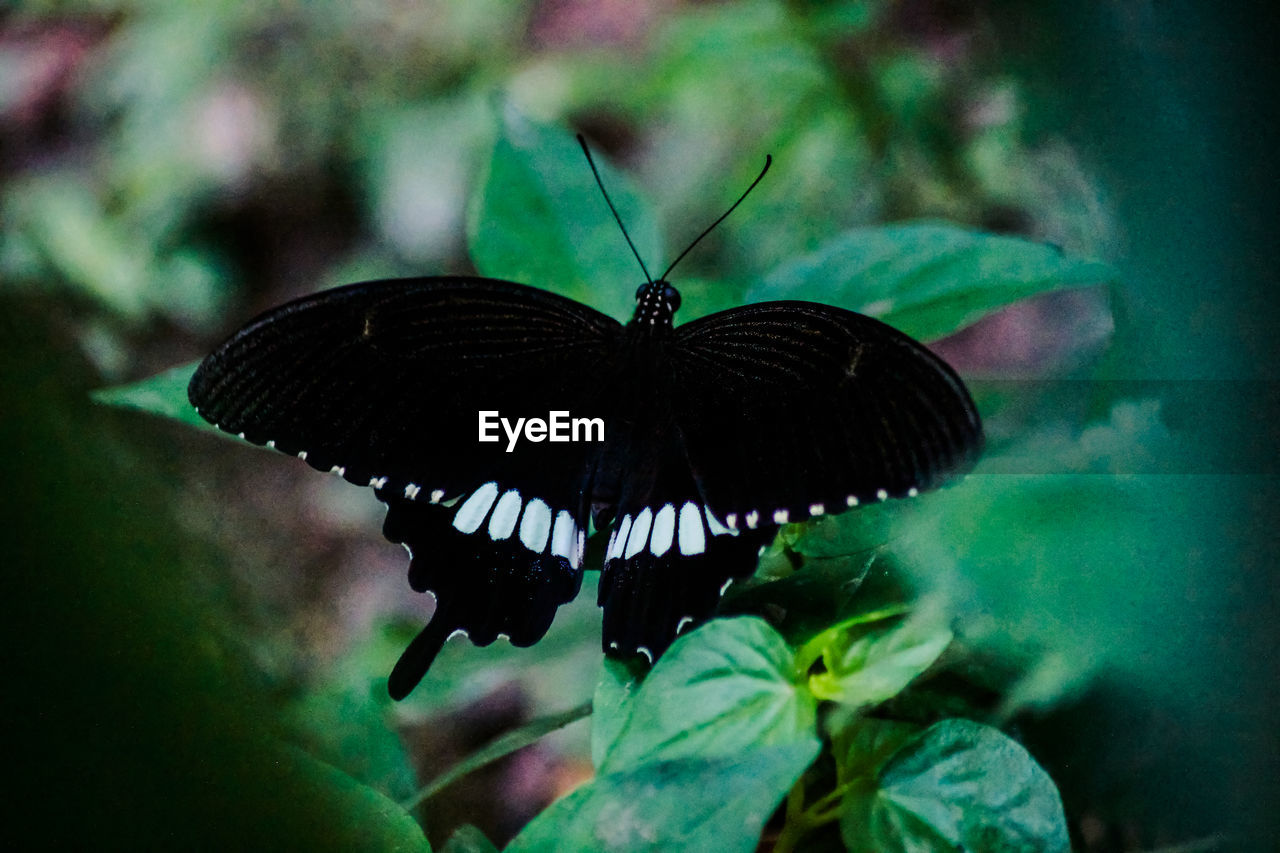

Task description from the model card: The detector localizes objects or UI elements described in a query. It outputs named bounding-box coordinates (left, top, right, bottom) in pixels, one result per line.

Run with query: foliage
left=9, top=0, right=1273, bottom=850
left=93, top=112, right=1103, bottom=850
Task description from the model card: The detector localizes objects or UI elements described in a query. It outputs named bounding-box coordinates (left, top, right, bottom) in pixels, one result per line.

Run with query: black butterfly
left=188, top=140, right=982, bottom=700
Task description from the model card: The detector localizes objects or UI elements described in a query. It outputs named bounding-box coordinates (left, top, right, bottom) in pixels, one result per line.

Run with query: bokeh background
left=2, top=1, right=1276, bottom=850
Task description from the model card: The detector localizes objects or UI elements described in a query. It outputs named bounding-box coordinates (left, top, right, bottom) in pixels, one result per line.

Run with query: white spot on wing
left=430, top=489, right=445, bottom=503
left=773, top=508, right=789, bottom=524
left=680, top=502, right=707, bottom=555
left=876, top=488, right=888, bottom=501
left=649, top=504, right=675, bottom=556
left=610, top=515, right=633, bottom=561
left=705, top=508, right=736, bottom=538
left=809, top=503, right=825, bottom=516
left=447, top=629, right=468, bottom=641
left=266, top=440, right=276, bottom=449
left=625, top=507, right=653, bottom=559
left=551, top=510, right=576, bottom=559
left=297, top=451, right=308, bottom=461
left=487, top=489, right=522, bottom=540
left=453, top=481, right=499, bottom=534
left=846, top=494, right=859, bottom=507
left=404, top=483, right=421, bottom=500
left=330, top=465, right=345, bottom=477
left=519, top=498, right=552, bottom=553
left=726, top=513, right=738, bottom=530
left=676, top=616, right=694, bottom=634
left=719, top=578, right=734, bottom=596
left=369, top=476, right=387, bottom=489
left=237, top=432, right=246, bottom=440
left=637, top=646, right=653, bottom=663
left=908, top=487, right=919, bottom=497
left=745, top=510, right=759, bottom=529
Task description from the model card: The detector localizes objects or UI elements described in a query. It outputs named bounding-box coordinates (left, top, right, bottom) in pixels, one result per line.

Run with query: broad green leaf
left=285, top=686, right=420, bottom=805
left=720, top=551, right=878, bottom=644
left=842, top=719, right=1069, bottom=853
left=90, top=361, right=218, bottom=433
left=401, top=702, right=590, bottom=810
left=440, top=825, right=499, bottom=853
left=468, top=104, right=661, bottom=322
left=884, top=464, right=1237, bottom=710
left=590, top=657, right=645, bottom=769
left=782, top=498, right=905, bottom=559
left=807, top=617, right=952, bottom=709
left=598, top=617, right=819, bottom=774
left=254, top=744, right=433, bottom=853
left=832, top=717, right=921, bottom=781
left=748, top=222, right=1114, bottom=341
left=507, top=744, right=818, bottom=853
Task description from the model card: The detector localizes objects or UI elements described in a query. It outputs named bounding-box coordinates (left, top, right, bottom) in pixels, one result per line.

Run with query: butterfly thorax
left=629, top=280, right=681, bottom=332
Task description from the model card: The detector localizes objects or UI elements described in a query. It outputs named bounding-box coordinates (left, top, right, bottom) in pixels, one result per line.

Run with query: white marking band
left=453, top=481, right=499, bottom=534
left=625, top=507, right=653, bottom=559
left=487, top=489, right=522, bottom=540
left=649, top=504, right=675, bottom=556
left=679, top=502, right=706, bottom=555
left=519, top=498, right=552, bottom=553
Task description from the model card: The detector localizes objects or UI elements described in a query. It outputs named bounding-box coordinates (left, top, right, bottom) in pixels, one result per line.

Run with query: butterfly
left=188, top=139, right=983, bottom=700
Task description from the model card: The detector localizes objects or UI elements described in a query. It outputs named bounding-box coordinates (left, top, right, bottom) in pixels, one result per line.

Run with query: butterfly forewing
left=189, top=277, right=621, bottom=500
left=670, top=301, right=982, bottom=525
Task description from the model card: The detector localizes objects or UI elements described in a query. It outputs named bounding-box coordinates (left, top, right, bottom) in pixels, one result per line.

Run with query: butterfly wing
left=670, top=300, right=983, bottom=529
left=190, top=277, right=620, bottom=496
left=594, top=300, right=981, bottom=664
left=593, top=432, right=773, bottom=663
left=189, top=277, right=621, bottom=697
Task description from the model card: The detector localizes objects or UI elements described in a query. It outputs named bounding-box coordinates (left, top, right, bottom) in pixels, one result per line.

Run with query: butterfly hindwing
left=592, top=433, right=773, bottom=662
left=378, top=485, right=587, bottom=700
left=670, top=300, right=982, bottom=526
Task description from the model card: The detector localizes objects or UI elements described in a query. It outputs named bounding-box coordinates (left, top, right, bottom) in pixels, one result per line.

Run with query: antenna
left=660, top=154, right=771, bottom=282
left=577, top=135, right=774, bottom=284
left=577, top=135, right=652, bottom=284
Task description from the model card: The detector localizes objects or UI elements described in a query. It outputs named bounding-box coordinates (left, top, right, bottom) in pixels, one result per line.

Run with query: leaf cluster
left=96, top=110, right=1115, bottom=850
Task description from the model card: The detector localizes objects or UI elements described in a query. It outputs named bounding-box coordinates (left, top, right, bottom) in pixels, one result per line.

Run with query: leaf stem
left=772, top=776, right=860, bottom=852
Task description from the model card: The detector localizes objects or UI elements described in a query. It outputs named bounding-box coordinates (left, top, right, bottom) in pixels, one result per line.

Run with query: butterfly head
left=632, top=280, right=681, bottom=328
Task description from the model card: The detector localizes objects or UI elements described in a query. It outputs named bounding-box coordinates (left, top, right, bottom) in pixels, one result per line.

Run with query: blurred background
left=2, top=1, right=1276, bottom=850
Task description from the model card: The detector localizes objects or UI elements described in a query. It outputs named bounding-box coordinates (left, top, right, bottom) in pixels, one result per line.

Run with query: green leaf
left=720, top=551, right=877, bottom=644
left=507, top=744, right=818, bottom=853
left=782, top=498, right=905, bottom=559
left=251, top=742, right=433, bottom=853
left=842, top=719, right=1069, bottom=853
left=749, top=222, right=1114, bottom=341
left=467, top=104, right=661, bottom=322
left=400, top=702, right=591, bottom=811
left=597, top=617, right=820, bottom=774
left=884, top=461, right=1236, bottom=710
left=590, top=657, right=646, bottom=769
left=807, top=617, right=953, bottom=710
left=90, top=361, right=219, bottom=433
left=440, top=825, right=499, bottom=853
left=832, top=717, right=922, bottom=781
